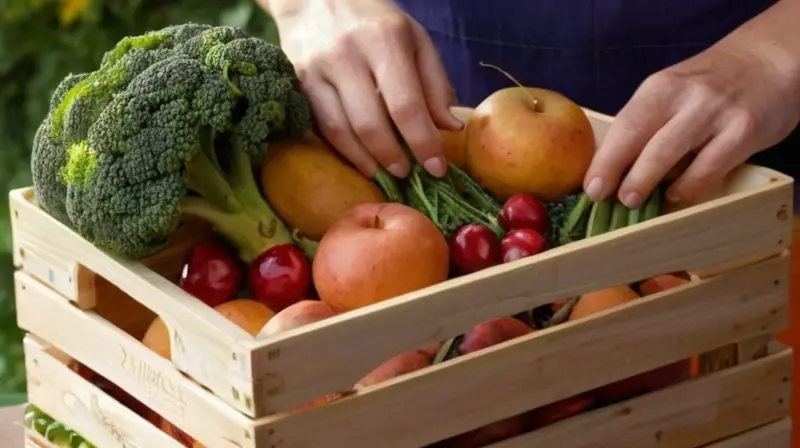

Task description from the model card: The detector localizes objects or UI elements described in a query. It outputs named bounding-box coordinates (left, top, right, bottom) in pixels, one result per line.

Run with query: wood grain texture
left=487, top=349, right=792, bottom=448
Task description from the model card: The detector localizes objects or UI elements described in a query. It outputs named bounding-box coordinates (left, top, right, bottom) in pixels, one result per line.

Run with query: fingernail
left=622, top=192, right=642, bottom=208
left=585, top=177, right=604, bottom=199
left=423, top=157, right=447, bottom=177
left=666, top=190, right=681, bottom=203
left=387, top=162, right=409, bottom=178
left=450, top=112, right=465, bottom=128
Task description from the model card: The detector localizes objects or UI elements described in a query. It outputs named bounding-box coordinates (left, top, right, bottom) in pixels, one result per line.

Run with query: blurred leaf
left=220, top=0, right=253, bottom=29
left=0, top=392, right=27, bottom=406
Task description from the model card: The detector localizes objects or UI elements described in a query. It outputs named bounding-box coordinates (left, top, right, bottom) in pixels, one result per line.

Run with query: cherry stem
left=478, top=61, right=540, bottom=111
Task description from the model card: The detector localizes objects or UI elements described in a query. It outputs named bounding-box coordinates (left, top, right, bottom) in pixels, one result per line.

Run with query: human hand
left=583, top=34, right=800, bottom=207
left=269, top=0, right=463, bottom=179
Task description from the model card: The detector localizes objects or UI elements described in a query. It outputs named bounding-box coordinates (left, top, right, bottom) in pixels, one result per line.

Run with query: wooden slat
left=14, top=273, right=255, bottom=448
left=251, top=253, right=790, bottom=448
left=9, top=188, right=259, bottom=417
left=24, top=335, right=182, bottom=448
left=704, top=418, right=792, bottom=447
left=247, top=170, right=793, bottom=412
left=487, top=349, right=792, bottom=448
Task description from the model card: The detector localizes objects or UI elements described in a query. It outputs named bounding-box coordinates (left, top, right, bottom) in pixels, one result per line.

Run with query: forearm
left=725, top=0, right=800, bottom=88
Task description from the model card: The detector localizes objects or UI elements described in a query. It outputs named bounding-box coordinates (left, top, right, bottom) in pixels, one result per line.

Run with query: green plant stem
left=185, top=140, right=243, bottom=213
left=369, top=130, right=503, bottom=239
left=372, top=167, right=404, bottom=203
left=404, top=164, right=503, bottom=238
left=180, top=196, right=292, bottom=264
left=182, top=134, right=296, bottom=263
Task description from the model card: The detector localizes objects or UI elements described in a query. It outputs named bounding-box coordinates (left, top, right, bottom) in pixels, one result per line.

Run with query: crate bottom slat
left=23, top=334, right=183, bottom=448
left=703, top=417, right=791, bottom=447
left=24, top=323, right=794, bottom=448
left=486, top=347, right=793, bottom=448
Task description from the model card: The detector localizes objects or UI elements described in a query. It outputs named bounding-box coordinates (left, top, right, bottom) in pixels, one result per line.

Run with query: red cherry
left=179, top=241, right=242, bottom=307
left=248, top=244, right=311, bottom=312
left=501, top=228, right=548, bottom=263
left=499, top=194, right=551, bottom=235
left=448, top=224, right=502, bottom=274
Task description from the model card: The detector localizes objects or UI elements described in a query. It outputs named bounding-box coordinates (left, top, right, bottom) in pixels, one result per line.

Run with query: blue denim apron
left=396, top=0, right=798, bottom=182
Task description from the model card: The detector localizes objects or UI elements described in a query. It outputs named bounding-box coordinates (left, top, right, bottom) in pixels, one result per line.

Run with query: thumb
left=411, top=21, right=464, bottom=132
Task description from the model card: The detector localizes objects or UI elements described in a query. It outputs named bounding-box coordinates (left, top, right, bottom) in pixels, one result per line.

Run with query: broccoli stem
left=183, top=134, right=296, bottom=264
left=180, top=196, right=290, bottom=263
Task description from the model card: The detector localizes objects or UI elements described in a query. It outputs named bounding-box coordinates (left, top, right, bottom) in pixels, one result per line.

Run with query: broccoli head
left=31, top=23, right=313, bottom=262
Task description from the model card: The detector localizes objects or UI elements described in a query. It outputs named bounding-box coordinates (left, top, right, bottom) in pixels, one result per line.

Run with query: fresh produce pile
left=27, top=22, right=699, bottom=448
left=24, top=403, right=95, bottom=447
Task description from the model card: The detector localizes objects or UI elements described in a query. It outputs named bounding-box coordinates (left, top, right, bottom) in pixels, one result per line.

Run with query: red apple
left=465, top=86, right=596, bottom=202
left=355, top=350, right=433, bottom=389
left=527, top=394, right=596, bottom=430
left=444, top=318, right=535, bottom=446
left=313, top=203, right=449, bottom=312
left=257, top=300, right=337, bottom=338
left=458, top=317, right=535, bottom=356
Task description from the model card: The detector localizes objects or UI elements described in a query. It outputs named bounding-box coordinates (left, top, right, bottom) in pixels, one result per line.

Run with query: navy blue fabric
left=396, top=0, right=798, bottom=180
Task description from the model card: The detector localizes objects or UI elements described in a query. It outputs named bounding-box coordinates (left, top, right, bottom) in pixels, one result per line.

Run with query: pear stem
left=479, top=61, right=540, bottom=111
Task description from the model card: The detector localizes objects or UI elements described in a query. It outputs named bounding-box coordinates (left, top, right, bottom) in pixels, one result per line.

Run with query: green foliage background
left=0, top=0, right=279, bottom=403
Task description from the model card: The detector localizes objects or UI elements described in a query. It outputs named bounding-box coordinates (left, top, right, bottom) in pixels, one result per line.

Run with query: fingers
left=410, top=21, right=464, bottom=132
left=302, top=78, right=379, bottom=177
left=667, top=113, right=755, bottom=202
left=326, top=59, right=410, bottom=177
left=583, top=86, right=671, bottom=203
left=616, top=106, right=714, bottom=207
left=368, top=24, right=447, bottom=177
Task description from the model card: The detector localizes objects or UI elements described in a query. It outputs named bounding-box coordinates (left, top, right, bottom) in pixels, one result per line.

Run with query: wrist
left=259, top=0, right=313, bottom=21
left=727, top=0, right=800, bottom=97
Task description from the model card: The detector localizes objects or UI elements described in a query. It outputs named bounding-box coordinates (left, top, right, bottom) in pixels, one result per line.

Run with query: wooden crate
left=11, top=107, right=796, bottom=448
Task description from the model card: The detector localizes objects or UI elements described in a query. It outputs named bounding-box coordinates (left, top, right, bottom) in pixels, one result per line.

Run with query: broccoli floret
left=31, top=23, right=313, bottom=263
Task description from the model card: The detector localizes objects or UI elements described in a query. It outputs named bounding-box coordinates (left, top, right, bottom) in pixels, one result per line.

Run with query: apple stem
left=373, top=214, right=382, bottom=229
left=478, top=61, right=540, bottom=111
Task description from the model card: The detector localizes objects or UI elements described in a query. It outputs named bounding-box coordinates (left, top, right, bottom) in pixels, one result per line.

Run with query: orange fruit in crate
left=577, top=278, right=693, bottom=403
left=142, top=317, right=172, bottom=359
left=142, top=299, right=273, bottom=360
left=440, top=107, right=472, bottom=169
left=213, top=299, right=275, bottom=336
left=260, top=134, right=387, bottom=241
left=568, top=285, right=639, bottom=321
